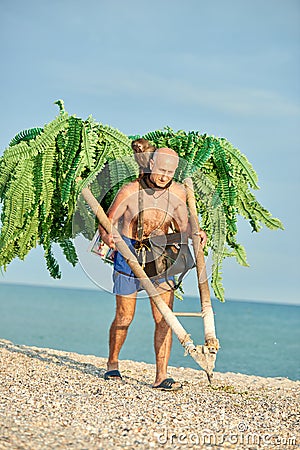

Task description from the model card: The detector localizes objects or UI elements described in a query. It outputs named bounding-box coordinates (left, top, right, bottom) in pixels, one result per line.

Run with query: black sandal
left=104, top=370, right=122, bottom=380
left=153, top=378, right=182, bottom=391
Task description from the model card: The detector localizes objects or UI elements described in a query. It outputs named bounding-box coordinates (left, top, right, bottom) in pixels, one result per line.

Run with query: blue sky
left=0, top=0, right=299, bottom=304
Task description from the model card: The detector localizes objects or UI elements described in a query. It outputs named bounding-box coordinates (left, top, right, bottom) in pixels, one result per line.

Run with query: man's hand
left=98, top=225, right=117, bottom=250
left=187, top=222, right=207, bottom=248
left=104, top=232, right=116, bottom=250
left=194, top=229, right=207, bottom=248
left=98, top=222, right=123, bottom=250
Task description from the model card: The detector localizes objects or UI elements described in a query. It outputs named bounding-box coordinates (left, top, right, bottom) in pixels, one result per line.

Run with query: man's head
left=149, top=147, right=179, bottom=188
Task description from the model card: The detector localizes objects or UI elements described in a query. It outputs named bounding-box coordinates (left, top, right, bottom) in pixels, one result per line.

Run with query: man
left=100, top=147, right=206, bottom=390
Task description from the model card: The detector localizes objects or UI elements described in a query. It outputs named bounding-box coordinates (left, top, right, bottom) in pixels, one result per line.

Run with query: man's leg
left=150, top=283, right=181, bottom=388
left=107, top=293, right=137, bottom=372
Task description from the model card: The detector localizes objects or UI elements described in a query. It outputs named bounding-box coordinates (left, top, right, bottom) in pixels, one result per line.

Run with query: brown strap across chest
left=137, top=182, right=144, bottom=241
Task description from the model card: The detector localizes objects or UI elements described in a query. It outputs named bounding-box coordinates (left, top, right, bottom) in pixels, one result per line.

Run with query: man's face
left=149, top=152, right=178, bottom=188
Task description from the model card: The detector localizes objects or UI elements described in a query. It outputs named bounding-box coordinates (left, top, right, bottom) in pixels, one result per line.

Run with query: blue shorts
left=113, top=235, right=174, bottom=296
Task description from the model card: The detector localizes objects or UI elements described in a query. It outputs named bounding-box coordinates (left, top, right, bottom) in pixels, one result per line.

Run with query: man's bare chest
left=125, top=190, right=176, bottom=219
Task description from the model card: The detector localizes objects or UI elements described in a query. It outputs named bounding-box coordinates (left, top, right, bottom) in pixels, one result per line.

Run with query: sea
left=0, top=283, right=299, bottom=381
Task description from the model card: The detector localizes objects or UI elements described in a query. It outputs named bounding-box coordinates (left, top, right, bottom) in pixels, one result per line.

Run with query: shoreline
left=1, top=281, right=300, bottom=307
left=1, top=338, right=299, bottom=449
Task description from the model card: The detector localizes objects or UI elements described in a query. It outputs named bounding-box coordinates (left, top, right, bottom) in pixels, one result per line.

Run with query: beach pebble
left=0, top=339, right=299, bottom=449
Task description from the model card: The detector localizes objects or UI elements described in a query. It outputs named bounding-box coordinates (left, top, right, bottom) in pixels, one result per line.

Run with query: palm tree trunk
left=184, top=178, right=219, bottom=353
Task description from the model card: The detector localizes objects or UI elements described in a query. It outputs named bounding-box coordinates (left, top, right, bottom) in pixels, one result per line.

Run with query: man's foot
left=104, top=369, right=122, bottom=380
left=153, top=378, right=182, bottom=391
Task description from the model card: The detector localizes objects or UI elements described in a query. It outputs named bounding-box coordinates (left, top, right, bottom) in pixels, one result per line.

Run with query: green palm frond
left=222, top=138, right=259, bottom=190
left=211, top=264, right=225, bottom=303
left=0, top=101, right=283, bottom=300
left=58, top=238, right=78, bottom=266
left=9, top=127, right=44, bottom=147
left=0, top=157, right=37, bottom=268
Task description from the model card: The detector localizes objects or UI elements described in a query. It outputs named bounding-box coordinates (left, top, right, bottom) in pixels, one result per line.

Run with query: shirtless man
left=100, top=147, right=206, bottom=390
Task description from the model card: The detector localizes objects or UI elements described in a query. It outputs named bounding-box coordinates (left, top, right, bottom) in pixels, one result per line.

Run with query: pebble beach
left=0, top=339, right=299, bottom=449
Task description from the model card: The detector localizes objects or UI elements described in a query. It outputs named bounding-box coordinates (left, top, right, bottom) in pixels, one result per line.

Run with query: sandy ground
left=0, top=338, right=299, bottom=449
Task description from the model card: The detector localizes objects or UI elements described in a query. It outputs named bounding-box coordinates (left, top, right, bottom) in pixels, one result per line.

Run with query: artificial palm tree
left=0, top=100, right=283, bottom=380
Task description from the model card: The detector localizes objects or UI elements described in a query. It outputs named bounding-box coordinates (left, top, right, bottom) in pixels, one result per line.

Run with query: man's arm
left=172, top=185, right=189, bottom=233
left=173, top=184, right=207, bottom=247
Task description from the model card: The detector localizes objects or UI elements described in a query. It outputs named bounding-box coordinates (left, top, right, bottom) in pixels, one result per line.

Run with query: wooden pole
left=184, top=177, right=219, bottom=354
left=81, top=186, right=217, bottom=380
